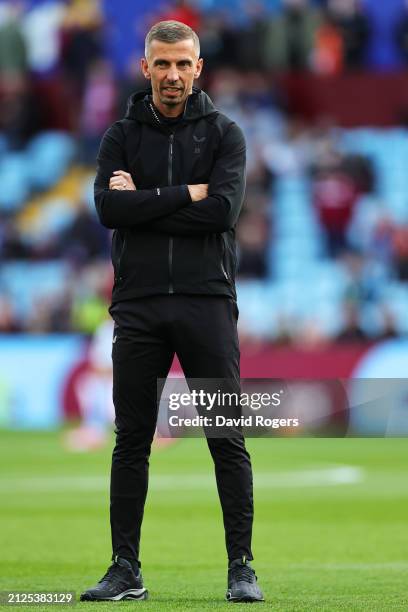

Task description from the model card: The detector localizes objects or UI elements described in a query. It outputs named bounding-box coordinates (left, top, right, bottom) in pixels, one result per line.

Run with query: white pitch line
left=0, top=466, right=364, bottom=493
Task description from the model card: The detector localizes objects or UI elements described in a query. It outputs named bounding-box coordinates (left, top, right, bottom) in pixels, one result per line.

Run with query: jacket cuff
left=158, top=185, right=191, bottom=212
left=181, top=184, right=192, bottom=203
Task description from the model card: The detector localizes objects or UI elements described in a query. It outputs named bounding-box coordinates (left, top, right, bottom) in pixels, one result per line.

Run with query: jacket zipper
left=116, top=233, right=126, bottom=281
left=148, top=102, right=175, bottom=294
left=220, top=237, right=229, bottom=281
left=168, top=133, right=174, bottom=294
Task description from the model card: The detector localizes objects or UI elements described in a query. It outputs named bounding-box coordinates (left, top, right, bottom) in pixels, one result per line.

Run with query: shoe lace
left=99, top=562, right=125, bottom=585
left=231, top=563, right=254, bottom=583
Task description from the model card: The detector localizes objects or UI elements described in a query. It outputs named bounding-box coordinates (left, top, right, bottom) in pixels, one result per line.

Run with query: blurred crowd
left=4, top=0, right=408, bottom=146
left=1, top=0, right=408, bottom=344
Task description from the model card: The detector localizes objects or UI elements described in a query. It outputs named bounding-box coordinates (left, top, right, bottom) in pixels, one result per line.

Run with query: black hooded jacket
left=94, top=87, right=246, bottom=303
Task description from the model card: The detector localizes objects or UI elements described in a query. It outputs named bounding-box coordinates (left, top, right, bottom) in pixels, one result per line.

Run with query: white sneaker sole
left=107, top=588, right=148, bottom=601
left=81, top=588, right=148, bottom=601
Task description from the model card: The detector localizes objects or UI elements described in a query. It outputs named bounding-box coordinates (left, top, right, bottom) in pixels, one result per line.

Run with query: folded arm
left=148, top=122, right=246, bottom=236
left=94, top=122, right=191, bottom=229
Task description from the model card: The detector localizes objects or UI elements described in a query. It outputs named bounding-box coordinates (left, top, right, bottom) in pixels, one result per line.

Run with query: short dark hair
left=145, top=20, right=200, bottom=58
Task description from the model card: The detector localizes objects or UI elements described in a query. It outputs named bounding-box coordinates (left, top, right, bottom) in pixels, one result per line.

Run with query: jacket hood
left=125, top=86, right=218, bottom=124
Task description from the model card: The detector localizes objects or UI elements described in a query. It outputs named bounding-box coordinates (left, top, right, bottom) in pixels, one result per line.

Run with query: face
left=141, top=38, right=203, bottom=117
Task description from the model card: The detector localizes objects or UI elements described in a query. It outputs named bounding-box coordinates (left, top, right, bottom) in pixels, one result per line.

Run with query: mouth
left=162, top=87, right=183, bottom=95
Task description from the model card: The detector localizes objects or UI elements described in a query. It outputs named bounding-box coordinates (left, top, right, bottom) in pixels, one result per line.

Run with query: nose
left=166, top=64, right=179, bottom=83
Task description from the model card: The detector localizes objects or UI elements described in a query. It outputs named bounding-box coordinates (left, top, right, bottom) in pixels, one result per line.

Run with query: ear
left=141, top=57, right=151, bottom=80
left=194, top=58, right=203, bottom=80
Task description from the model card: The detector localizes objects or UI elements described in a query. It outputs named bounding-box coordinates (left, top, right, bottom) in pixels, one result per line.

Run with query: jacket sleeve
left=94, top=122, right=191, bottom=229
left=148, top=122, right=246, bottom=236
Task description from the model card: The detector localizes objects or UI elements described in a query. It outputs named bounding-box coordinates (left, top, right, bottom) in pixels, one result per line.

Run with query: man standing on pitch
left=81, top=20, right=264, bottom=604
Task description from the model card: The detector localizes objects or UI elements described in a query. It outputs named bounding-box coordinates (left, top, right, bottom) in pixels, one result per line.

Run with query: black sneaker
left=80, top=556, right=148, bottom=601
left=226, top=557, right=264, bottom=603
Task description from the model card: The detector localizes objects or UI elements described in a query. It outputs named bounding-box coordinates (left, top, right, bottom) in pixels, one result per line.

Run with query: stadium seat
left=26, top=132, right=76, bottom=191
left=0, top=153, right=31, bottom=212
left=236, top=280, right=279, bottom=337
left=0, top=261, right=69, bottom=318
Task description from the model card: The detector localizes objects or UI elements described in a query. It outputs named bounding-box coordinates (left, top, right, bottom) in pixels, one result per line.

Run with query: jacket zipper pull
left=168, top=133, right=174, bottom=294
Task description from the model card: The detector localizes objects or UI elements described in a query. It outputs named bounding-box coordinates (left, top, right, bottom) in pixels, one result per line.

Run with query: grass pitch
left=0, top=432, right=407, bottom=611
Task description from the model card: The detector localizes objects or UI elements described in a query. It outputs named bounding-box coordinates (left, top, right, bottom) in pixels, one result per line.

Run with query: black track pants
left=109, top=294, right=254, bottom=564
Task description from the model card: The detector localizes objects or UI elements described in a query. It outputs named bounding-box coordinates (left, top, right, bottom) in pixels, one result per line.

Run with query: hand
left=187, top=183, right=208, bottom=202
left=109, top=170, right=136, bottom=191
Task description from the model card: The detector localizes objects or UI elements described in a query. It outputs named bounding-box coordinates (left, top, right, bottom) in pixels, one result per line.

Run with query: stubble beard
left=162, top=98, right=180, bottom=107
left=160, top=92, right=185, bottom=107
